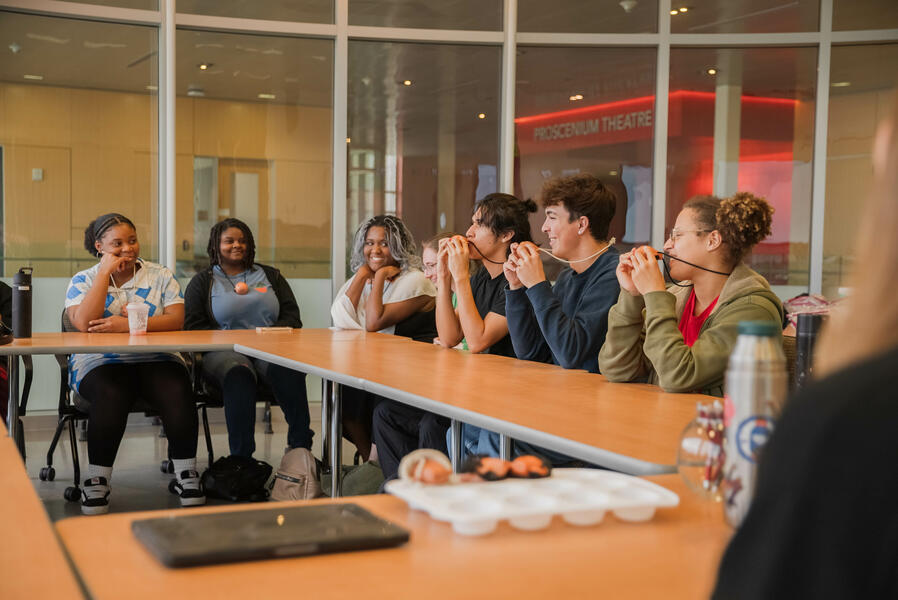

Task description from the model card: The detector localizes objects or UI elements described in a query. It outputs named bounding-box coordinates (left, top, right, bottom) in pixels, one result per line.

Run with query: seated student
left=422, top=232, right=469, bottom=349
left=331, top=215, right=436, bottom=462
left=65, top=213, right=203, bottom=514
left=372, top=194, right=536, bottom=481
left=598, top=193, right=784, bottom=396
left=462, top=175, right=621, bottom=461
left=184, top=218, right=318, bottom=496
left=712, top=101, right=898, bottom=599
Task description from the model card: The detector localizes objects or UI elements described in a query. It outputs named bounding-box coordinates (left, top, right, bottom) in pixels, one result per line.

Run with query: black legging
left=78, top=361, right=198, bottom=467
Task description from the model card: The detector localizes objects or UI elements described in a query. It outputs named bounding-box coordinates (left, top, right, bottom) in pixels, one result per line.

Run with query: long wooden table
left=55, top=474, right=731, bottom=600
left=0, top=430, right=85, bottom=599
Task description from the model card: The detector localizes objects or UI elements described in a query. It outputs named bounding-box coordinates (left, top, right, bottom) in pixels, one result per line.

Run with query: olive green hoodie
left=598, top=263, right=784, bottom=397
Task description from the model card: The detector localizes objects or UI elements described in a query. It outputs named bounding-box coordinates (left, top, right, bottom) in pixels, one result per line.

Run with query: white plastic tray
left=385, top=468, right=679, bottom=536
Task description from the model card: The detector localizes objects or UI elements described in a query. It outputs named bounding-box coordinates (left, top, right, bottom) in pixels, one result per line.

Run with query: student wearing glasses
left=599, top=193, right=784, bottom=396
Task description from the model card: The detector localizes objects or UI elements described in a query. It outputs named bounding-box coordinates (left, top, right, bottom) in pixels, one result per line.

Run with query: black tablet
left=131, top=503, right=410, bottom=568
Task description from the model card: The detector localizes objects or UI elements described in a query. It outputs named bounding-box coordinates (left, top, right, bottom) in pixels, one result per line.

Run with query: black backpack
left=201, top=455, right=272, bottom=502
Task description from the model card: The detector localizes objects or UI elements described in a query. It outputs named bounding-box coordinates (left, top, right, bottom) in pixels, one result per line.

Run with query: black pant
left=78, top=361, right=198, bottom=467
left=372, top=400, right=449, bottom=481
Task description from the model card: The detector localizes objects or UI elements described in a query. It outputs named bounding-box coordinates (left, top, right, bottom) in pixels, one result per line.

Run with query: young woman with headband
left=599, top=193, right=784, bottom=396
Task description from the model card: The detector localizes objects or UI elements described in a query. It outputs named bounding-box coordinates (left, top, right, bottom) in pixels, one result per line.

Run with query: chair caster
left=160, top=459, right=174, bottom=474
left=168, top=478, right=178, bottom=495
left=39, top=466, right=56, bottom=481
left=64, top=486, right=81, bottom=502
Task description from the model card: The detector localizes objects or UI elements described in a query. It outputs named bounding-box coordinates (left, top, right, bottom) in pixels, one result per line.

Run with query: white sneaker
left=171, top=469, right=206, bottom=507
left=81, top=477, right=110, bottom=515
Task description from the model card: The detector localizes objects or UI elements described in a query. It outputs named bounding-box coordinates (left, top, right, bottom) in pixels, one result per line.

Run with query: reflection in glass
left=350, top=0, right=501, bottom=31
left=0, top=11, right=158, bottom=277
left=514, top=46, right=656, bottom=278
left=178, top=0, right=333, bottom=24
left=824, top=44, right=898, bottom=297
left=518, top=0, right=657, bottom=33
left=669, top=0, right=818, bottom=34
left=833, top=0, right=898, bottom=31
left=667, top=47, right=817, bottom=293
left=347, top=41, right=501, bottom=275
left=175, top=30, right=333, bottom=278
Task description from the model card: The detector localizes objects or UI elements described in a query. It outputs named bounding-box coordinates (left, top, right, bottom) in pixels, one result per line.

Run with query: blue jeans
left=447, top=424, right=578, bottom=465
left=201, top=350, right=313, bottom=457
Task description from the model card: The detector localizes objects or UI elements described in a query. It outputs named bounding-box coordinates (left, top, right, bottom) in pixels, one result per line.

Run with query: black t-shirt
left=470, top=267, right=515, bottom=358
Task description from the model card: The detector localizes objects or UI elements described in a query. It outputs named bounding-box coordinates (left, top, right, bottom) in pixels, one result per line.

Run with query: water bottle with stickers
left=722, top=321, right=786, bottom=527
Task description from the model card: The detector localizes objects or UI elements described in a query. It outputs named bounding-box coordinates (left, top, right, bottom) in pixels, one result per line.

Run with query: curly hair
left=349, top=215, right=422, bottom=272
left=206, top=218, right=256, bottom=269
left=83, top=213, right=136, bottom=257
left=540, top=174, right=617, bottom=241
left=685, top=192, right=774, bottom=263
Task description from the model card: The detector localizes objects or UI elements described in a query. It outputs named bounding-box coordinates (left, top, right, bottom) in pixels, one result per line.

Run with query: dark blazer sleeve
left=269, top=269, right=302, bottom=328
left=183, top=271, right=215, bottom=330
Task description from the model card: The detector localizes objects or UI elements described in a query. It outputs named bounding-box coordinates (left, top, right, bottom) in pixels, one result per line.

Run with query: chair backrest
left=61, top=308, right=79, bottom=333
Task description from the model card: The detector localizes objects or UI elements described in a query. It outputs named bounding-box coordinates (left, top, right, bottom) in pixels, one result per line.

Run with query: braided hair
left=206, top=218, right=256, bottom=270
left=83, top=213, right=136, bottom=257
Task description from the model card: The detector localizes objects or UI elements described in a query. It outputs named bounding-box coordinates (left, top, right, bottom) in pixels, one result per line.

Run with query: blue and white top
left=64, top=259, right=184, bottom=391
left=210, top=265, right=279, bottom=329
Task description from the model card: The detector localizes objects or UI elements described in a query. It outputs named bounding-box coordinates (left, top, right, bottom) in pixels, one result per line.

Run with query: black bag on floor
left=201, top=455, right=272, bottom=502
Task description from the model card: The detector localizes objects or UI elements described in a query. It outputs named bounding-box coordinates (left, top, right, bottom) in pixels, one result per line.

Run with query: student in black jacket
left=184, top=219, right=317, bottom=495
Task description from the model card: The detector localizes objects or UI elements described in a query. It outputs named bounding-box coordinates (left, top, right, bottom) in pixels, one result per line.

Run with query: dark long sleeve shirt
left=504, top=249, right=620, bottom=373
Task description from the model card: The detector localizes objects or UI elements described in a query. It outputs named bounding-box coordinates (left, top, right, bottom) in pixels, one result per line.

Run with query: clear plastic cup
left=126, top=302, right=149, bottom=335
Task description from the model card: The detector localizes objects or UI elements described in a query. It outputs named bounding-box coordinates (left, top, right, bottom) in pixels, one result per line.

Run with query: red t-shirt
left=678, top=290, right=719, bottom=347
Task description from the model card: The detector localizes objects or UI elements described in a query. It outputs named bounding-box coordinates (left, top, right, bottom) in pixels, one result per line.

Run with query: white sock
left=87, top=464, right=113, bottom=483
left=172, top=458, right=197, bottom=478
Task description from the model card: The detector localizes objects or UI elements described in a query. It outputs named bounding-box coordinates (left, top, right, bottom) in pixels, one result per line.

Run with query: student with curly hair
left=599, top=192, right=784, bottom=396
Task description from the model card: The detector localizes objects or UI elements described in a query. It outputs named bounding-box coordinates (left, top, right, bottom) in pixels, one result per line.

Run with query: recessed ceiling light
left=569, top=94, right=584, bottom=101
left=706, top=68, right=718, bottom=76
left=609, top=170, right=619, bottom=176
left=346, top=137, right=351, bottom=144
left=198, top=62, right=212, bottom=71
left=23, top=74, right=43, bottom=80
left=678, top=7, right=689, bottom=13
left=402, top=80, right=412, bottom=86
left=670, top=9, right=678, bottom=15
left=257, top=93, right=276, bottom=100
left=477, top=113, right=486, bottom=119
left=831, top=81, right=851, bottom=88
left=145, top=85, right=158, bottom=91
left=186, top=86, right=205, bottom=97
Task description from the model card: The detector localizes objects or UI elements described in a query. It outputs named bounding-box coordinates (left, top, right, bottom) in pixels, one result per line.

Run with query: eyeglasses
left=667, top=228, right=712, bottom=242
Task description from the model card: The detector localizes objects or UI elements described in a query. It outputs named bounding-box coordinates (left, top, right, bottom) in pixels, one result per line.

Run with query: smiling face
left=363, top=225, right=397, bottom=272
left=95, top=223, right=139, bottom=264
left=541, top=203, right=581, bottom=259
left=218, top=226, right=247, bottom=268
left=422, top=246, right=438, bottom=283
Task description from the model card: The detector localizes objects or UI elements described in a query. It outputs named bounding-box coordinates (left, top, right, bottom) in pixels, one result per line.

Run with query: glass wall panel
left=347, top=41, right=501, bottom=275
left=0, top=11, right=158, bottom=277
left=823, top=44, right=898, bottom=298
left=514, top=46, right=656, bottom=278
left=669, top=0, right=819, bottom=33
left=833, top=0, right=898, bottom=31
left=667, top=47, right=817, bottom=294
left=175, top=29, right=333, bottom=278
left=350, top=0, right=501, bottom=31
left=518, top=0, right=657, bottom=33
left=178, top=0, right=334, bottom=24
left=56, top=0, right=157, bottom=9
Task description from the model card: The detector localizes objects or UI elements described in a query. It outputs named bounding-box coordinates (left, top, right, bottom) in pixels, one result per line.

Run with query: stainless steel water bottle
left=794, top=313, right=824, bottom=393
left=722, top=320, right=786, bottom=527
left=12, top=267, right=33, bottom=338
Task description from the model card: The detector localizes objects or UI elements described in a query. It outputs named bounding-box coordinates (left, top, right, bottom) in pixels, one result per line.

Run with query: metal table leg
left=329, top=382, right=343, bottom=498
left=449, top=419, right=462, bottom=472
left=499, top=434, right=513, bottom=461
left=320, top=379, right=332, bottom=473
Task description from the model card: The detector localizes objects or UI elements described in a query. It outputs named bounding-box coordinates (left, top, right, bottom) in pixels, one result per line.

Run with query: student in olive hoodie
left=598, top=193, right=784, bottom=397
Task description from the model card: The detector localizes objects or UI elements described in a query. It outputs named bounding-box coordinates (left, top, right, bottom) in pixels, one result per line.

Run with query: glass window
left=833, top=0, right=898, bottom=31
left=823, top=43, right=898, bottom=298
left=347, top=41, right=501, bottom=274
left=175, top=29, right=333, bottom=279
left=667, top=47, right=817, bottom=295
left=514, top=46, right=657, bottom=278
left=350, top=0, right=501, bottom=30
left=56, top=0, right=157, bottom=9
left=0, top=11, right=158, bottom=277
left=518, top=0, right=657, bottom=33
left=178, top=0, right=334, bottom=24
left=670, top=0, right=819, bottom=33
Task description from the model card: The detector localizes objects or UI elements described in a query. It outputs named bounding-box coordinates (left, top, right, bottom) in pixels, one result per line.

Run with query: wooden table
left=55, top=475, right=731, bottom=600
left=0, top=431, right=84, bottom=599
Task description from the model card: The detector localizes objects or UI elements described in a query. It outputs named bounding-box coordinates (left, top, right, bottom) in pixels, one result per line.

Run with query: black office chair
left=4, top=353, right=34, bottom=458
left=37, top=310, right=217, bottom=502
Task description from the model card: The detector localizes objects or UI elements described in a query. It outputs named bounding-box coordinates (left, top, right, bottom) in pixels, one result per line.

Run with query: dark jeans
left=200, top=350, right=312, bottom=457
left=372, top=400, right=450, bottom=481
left=78, top=361, right=197, bottom=467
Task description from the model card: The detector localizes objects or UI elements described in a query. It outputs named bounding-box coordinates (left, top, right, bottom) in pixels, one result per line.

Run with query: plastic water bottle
left=722, top=321, right=786, bottom=527
left=12, top=267, right=33, bottom=338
